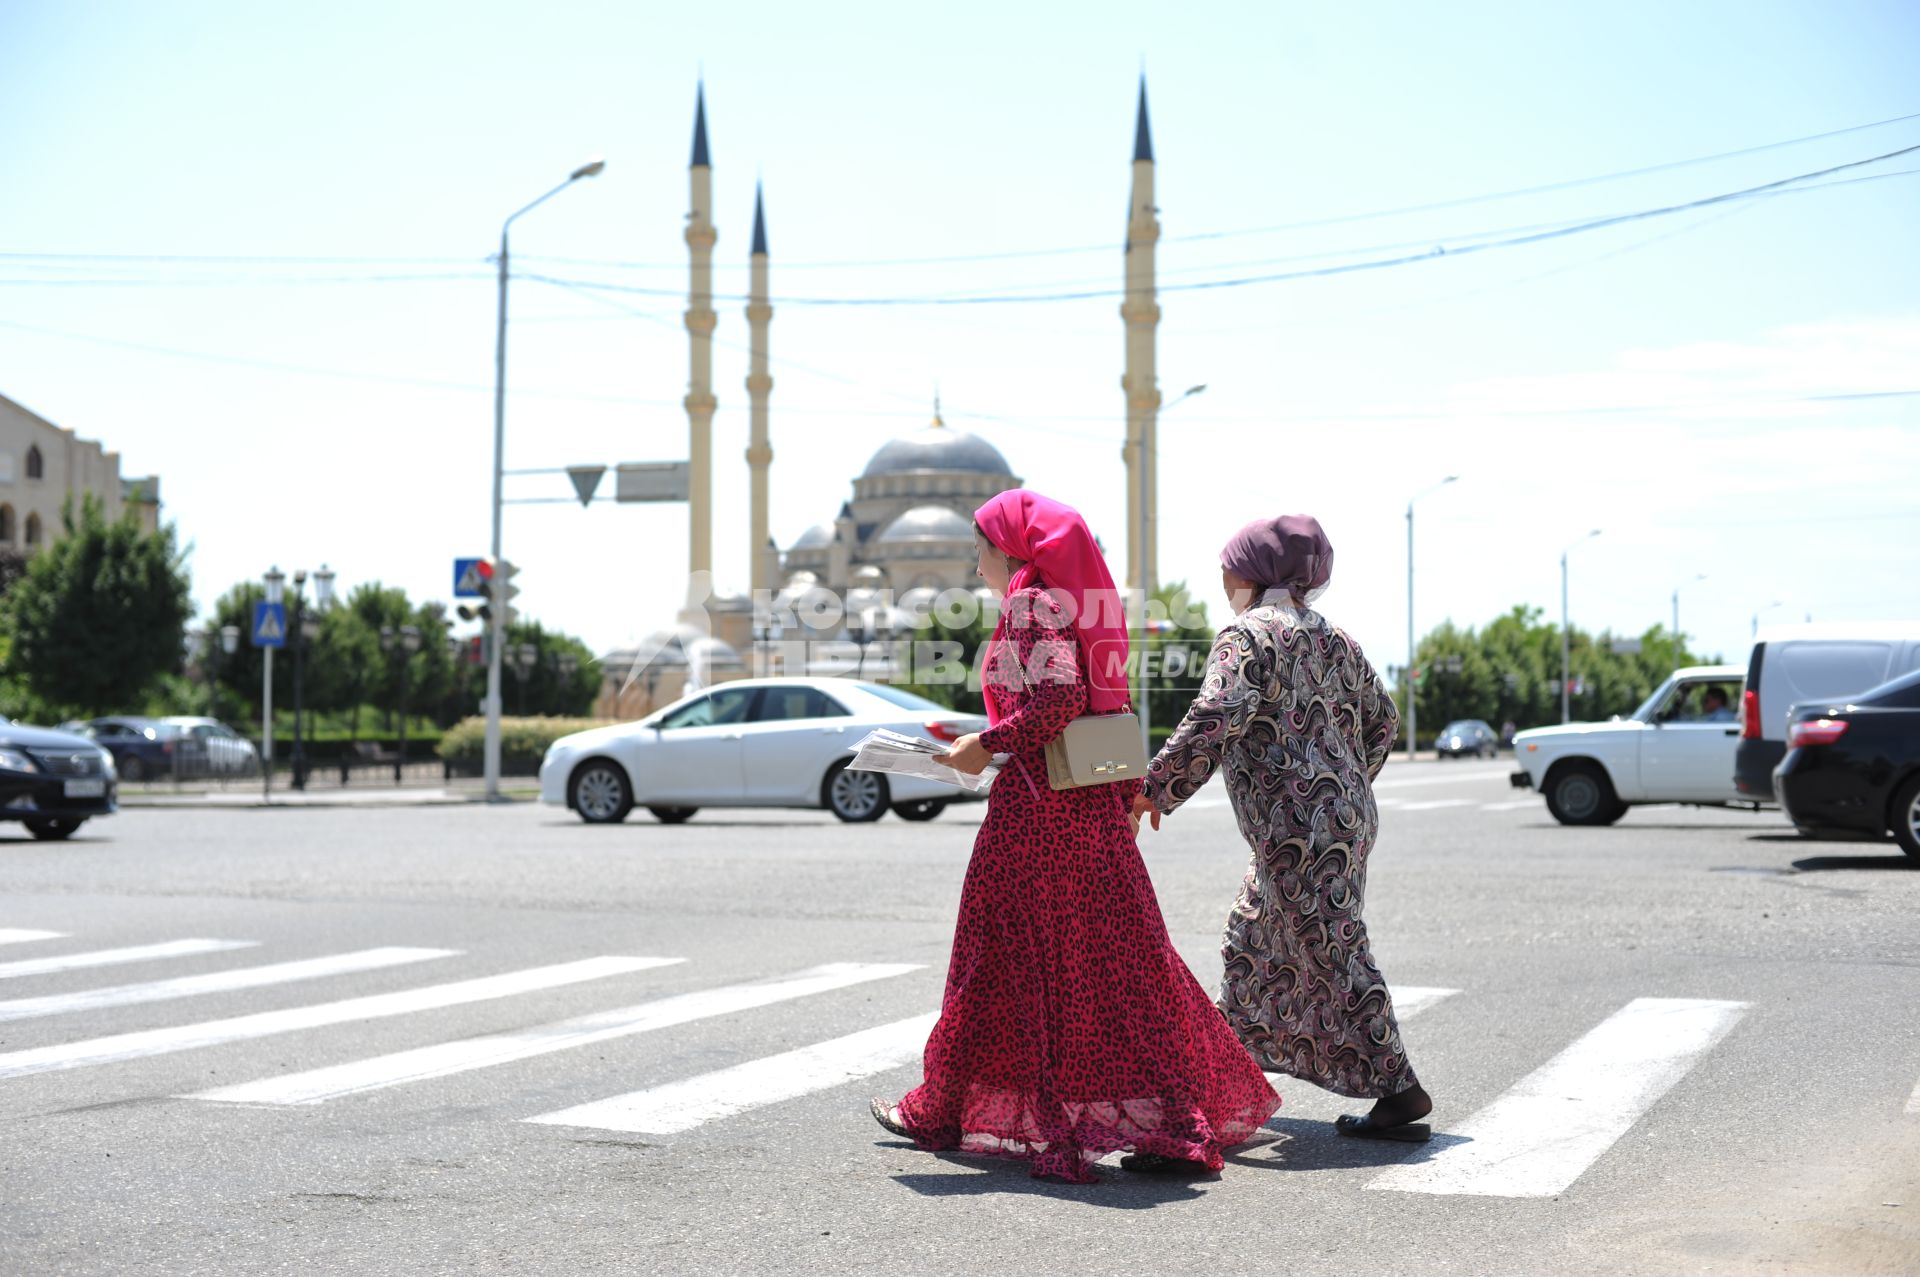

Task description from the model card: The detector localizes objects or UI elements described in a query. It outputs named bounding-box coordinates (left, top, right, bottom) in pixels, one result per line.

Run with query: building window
left=0, top=504, right=12, bottom=543
left=23, top=512, right=41, bottom=546
left=25, top=446, right=43, bottom=480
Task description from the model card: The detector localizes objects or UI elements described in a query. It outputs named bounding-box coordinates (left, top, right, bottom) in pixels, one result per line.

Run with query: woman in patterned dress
left=1132, top=514, right=1435, bottom=1141
left=870, top=489, right=1280, bottom=1182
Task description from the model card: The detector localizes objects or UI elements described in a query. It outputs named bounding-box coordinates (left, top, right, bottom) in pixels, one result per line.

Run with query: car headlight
left=96, top=749, right=117, bottom=779
left=0, top=748, right=39, bottom=773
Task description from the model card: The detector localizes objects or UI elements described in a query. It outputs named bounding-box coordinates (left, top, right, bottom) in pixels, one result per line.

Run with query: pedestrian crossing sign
left=454, top=558, right=489, bottom=598
left=251, top=601, right=287, bottom=649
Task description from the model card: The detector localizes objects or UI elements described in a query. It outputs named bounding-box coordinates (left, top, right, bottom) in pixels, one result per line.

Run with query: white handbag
left=1042, top=712, right=1149, bottom=790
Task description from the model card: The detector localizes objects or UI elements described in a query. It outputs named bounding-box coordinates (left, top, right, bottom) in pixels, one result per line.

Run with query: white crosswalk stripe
left=1368, top=996, right=1749, bottom=1198
left=530, top=1010, right=941, bottom=1135
left=188, top=962, right=921, bottom=1106
left=0, top=955, right=675, bottom=1081
left=1389, top=986, right=1461, bottom=1020
left=1397, top=799, right=1475, bottom=812
left=1906, top=1076, right=1920, bottom=1116
left=0, top=946, right=451, bottom=1024
left=0, top=938, right=258, bottom=982
left=0, top=929, right=66, bottom=945
left=1477, top=799, right=1539, bottom=812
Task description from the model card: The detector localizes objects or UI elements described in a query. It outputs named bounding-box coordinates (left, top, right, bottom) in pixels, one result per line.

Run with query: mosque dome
left=877, top=505, right=975, bottom=545
left=788, top=523, right=835, bottom=552
left=860, top=415, right=1012, bottom=479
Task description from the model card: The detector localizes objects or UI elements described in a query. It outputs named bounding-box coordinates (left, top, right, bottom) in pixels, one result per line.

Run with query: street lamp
left=1136, top=382, right=1207, bottom=750
left=1752, top=599, right=1788, bottom=637
left=1405, top=475, right=1458, bottom=757
left=261, top=566, right=285, bottom=797
left=1561, top=529, right=1602, bottom=723
left=1672, top=573, right=1707, bottom=649
left=486, top=157, right=607, bottom=802
left=284, top=564, right=334, bottom=791
left=382, top=624, right=423, bottom=783
left=510, top=642, right=540, bottom=714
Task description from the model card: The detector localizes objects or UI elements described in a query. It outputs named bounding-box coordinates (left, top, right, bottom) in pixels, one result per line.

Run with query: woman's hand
left=933, top=733, right=993, bottom=776
left=1131, top=793, right=1162, bottom=832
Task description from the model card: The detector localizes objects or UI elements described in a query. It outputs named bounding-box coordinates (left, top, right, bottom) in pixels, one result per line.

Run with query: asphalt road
left=1, top=761, right=1916, bottom=1276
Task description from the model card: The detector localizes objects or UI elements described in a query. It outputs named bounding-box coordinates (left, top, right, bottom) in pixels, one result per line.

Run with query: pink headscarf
left=974, top=489, right=1130, bottom=724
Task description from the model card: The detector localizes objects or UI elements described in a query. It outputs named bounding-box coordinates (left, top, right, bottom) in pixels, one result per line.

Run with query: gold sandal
left=869, top=1097, right=913, bottom=1139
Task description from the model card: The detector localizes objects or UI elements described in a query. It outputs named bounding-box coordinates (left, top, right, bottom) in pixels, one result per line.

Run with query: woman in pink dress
left=870, top=489, right=1279, bottom=1183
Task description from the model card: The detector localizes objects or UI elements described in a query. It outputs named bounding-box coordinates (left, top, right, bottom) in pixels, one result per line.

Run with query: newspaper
left=845, top=729, right=1002, bottom=794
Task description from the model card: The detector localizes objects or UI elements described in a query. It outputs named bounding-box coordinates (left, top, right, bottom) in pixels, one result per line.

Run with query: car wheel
left=1890, top=775, right=1920, bottom=860
left=823, top=760, right=888, bottom=823
left=1544, top=762, right=1627, bottom=827
left=569, top=759, right=634, bottom=825
left=892, top=799, right=947, bottom=822
left=121, top=757, right=148, bottom=782
left=648, top=806, right=698, bottom=824
left=25, top=818, right=83, bottom=841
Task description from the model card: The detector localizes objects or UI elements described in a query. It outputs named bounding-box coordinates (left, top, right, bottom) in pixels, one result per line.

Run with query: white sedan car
left=1511, top=664, right=1757, bottom=825
left=540, top=678, right=989, bottom=825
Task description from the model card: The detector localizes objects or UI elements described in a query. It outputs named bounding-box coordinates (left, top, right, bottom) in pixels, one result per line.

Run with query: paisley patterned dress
left=1144, top=591, right=1420, bottom=1100
left=896, top=585, right=1281, bottom=1182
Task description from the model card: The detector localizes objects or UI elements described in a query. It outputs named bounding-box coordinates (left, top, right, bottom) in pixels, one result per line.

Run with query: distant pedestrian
left=1133, top=514, right=1434, bottom=1141
left=870, top=489, right=1279, bottom=1182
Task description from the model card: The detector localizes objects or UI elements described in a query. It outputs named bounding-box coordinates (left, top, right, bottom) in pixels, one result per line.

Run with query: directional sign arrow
left=566, top=465, right=607, bottom=508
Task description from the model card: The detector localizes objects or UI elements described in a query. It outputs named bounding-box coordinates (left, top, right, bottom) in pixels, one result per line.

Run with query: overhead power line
left=518, top=150, right=1920, bottom=307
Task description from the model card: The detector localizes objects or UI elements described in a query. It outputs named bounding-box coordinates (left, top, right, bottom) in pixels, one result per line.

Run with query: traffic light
left=490, top=559, right=520, bottom=628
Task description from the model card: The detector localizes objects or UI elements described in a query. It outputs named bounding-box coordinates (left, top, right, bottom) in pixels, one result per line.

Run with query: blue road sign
left=252, top=602, right=287, bottom=649
left=453, top=558, right=489, bottom=598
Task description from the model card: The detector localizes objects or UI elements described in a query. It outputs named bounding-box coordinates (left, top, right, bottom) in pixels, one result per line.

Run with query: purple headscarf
left=1220, top=514, right=1334, bottom=598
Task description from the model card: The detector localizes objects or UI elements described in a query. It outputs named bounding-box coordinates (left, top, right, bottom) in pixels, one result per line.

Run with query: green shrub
left=437, top=716, right=611, bottom=776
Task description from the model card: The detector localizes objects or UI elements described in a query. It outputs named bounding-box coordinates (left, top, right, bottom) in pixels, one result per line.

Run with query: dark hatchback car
left=1773, top=668, right=1920, bottom=858
left=0, top=718, right=117, bottom=840
left=1436, top=719, right=1499, bottom=759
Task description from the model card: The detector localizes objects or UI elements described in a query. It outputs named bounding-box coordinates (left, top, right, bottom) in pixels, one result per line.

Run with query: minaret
left=1120, top=76, right=1161, bottom=595
left=685, top=83, right=718, bottom=581
left=744, top=183, right=775, bottom=596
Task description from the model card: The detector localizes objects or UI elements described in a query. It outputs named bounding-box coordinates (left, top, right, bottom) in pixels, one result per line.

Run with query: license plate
left=63, top=779, right=106, bottom=798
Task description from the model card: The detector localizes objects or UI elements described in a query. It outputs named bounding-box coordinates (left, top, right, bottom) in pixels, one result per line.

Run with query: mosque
left=596, top=81, right=1162, bottom=717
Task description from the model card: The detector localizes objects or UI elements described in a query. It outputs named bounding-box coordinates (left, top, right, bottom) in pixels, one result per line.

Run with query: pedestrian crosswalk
left=0, top=925, right=1884, bottom=1200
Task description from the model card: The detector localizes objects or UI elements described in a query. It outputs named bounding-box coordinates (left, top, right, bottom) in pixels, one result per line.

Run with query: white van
left=1734, top=623, right=1920, bottom=800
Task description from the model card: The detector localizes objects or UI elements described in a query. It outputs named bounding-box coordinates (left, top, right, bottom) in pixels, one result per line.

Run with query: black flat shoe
left=1119, top=1152, right=1208, bottom=1174
left=1334, top=1112, right=1431, bottom=1143
left=870, top=1097, right=913, bottom=1140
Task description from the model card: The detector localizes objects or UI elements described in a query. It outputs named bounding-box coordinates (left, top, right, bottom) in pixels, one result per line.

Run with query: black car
left=1773, top=668, right=1920, bottom=858
left=65, top=716, right=178, bottom=781
left=0, top=718, right=117, bottom=840
left=1436, top=719, right=1498, bottom=759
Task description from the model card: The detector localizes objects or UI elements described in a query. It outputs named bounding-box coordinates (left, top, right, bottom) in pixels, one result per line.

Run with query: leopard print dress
left=895, top=586, right=1280, bottom=1182
left=1144, top=593, right=1422, bottom=1100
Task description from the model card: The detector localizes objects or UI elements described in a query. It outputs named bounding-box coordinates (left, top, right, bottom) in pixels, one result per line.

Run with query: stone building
left=0, top=393, right=160, bottom=554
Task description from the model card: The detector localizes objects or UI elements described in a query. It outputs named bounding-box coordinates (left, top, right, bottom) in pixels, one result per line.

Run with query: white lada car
left=1510, top=664, right=1764, bottom=825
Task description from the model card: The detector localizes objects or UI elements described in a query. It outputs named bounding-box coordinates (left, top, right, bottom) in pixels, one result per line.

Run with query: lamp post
left=1561, top=530, right=1602, bottom=723
left=262, top=566, right=284, bottom=800
left=1672, top=573, right=1707, bottom=651
left=1751, top=599, right=1788, bottom=637
left=511, top=642, right=540, bottom=715
left=286, top=564, right=335, bottom=791
left=1405, top=475, right=1458, bottom=758
left=1136, top=382, right=1206, bottom=750
left=486, top=157, right=606, bottom=802
left=382, top=624, right=422, bottom=784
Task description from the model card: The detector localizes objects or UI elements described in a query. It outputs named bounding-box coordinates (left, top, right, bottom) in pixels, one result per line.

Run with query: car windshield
left=859, top=683, right=950, bottom=713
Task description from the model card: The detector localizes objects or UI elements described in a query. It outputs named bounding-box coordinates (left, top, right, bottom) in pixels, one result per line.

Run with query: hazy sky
left=2, top=0, right=1916, bottom=673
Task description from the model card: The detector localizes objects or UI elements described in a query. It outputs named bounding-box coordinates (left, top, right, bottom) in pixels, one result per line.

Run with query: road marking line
left=1368, top=996, right=1749, bottom=1198
left=1906, top=1077, right=1920, bottom=1116
left=529, top=1010, right=941, bottom=1135
left=1397, top=799, right=1475, bottom=812
left=1478, top=799, right=1540, bottom=812
left=1374, top=769, right=1512, bottom=791
left=1392, top=986, right=1462, bottom=1019
left=0, top=938, right=259, bottom=982
left=0, top=946, right=450, bottom=1024
left=0, top=955, right=673, bottom=1082
left=0, top=930, right=66, bottom=946
left=188, top=961, right=921, bottom=1106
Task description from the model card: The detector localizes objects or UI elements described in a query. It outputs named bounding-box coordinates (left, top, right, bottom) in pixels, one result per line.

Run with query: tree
left=498, top=620, right=600, bottom=717
left=1, top=497, right=191, bottom=717
left=1145, top=580, right=1217, bottom=740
